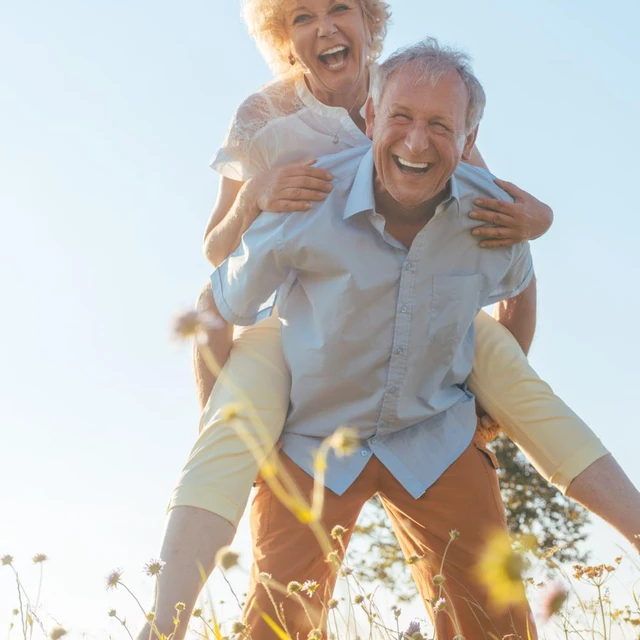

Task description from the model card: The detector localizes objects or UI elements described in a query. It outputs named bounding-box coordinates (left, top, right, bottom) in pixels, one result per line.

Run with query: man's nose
left=404, top=124, right=430, bottom=156
left=318, top=13, right=338, bottom=37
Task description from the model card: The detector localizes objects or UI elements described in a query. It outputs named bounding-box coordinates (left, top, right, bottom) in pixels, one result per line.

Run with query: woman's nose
left=317, top=14, right=338, bottom=37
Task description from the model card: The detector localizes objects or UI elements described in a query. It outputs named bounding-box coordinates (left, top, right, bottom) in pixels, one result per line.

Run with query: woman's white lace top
left=210, top=74, right=371, bottom=181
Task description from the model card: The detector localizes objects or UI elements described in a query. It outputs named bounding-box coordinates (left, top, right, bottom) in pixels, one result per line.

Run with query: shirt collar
left=343, top=147, right=376, bottom=219
left=343, top=149, right=463, bottom=220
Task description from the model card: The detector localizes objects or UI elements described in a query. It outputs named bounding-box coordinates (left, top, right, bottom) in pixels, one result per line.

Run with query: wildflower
left=172, top=308, right=223, bottom=343
left=192, top=608, right=202, bottom=618
left=32, top=553, right=48, bottom=564
left=105, top=568, right=123, bottom=590
left=231, top=621, right=248, bottom=634
left=432, top=574, right=445, bottom=586
left=572, top=563, right=617, bottom=586
left=404, top=620, right=420, bottom=637
left=146, top=612, right=156, bottom=623
left=407, top=554, right=421, bottom=565
left=392, top=605, right=401, bottom=618
left=1, top=555, right=14, bottom=566
left=50, top=628, right=67, bottom=640
left=301, top=580, right=319, bottom=598
left=340, top=566, right=353, bottom=576
left=216, top=547, right=240, bottom=571
left=287, top=581, right=303, bottom=594
left=175, top=602, right=186, bottom=612
left=475, top=530, right=527, bottom=610
left=433, top=598, right=446, bottom=613
left=331, top=525, right=347, bottom=539
left=143, top=558, right=166, bottom=577
left=257, top=572, right=272, bottom=584
left=353, top=594, right=364, bottom=604
left=326, top=551, right=341, bottom=566
left=328, top=427, right=360, bottom=457
left=539, top=582, right=568, bottom=622
left=12, top=610, right=19, bottom=616
left=307, top=630, right=322, bottom=640
left=327, top=598, right=339, bottom=610
left=221, top=403, right=244, bottom=422
left=108, top=609, right=117, bottom=617
left=449, top=529, right=460, bottom=540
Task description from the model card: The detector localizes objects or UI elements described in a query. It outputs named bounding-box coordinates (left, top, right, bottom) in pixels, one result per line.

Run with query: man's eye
left=432, top=122, right=450, bottom=132
left=393, top=113, right=410, bottom=121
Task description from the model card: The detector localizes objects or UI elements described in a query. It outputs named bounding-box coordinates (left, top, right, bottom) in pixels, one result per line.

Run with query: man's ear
left=364, top=97, right=376, bottom=140
left=461, top=125, right=479, bottom=162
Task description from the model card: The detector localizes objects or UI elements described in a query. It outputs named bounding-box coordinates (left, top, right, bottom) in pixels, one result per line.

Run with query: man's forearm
left=492, top=276, right=537, bottom=355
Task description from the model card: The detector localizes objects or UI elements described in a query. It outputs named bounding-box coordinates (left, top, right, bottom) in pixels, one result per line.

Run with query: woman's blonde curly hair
left=241, top=0, right=391, bottom=77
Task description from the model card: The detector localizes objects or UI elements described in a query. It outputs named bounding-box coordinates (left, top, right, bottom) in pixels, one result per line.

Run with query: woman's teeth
left=318, top=46, right=349, bottom=68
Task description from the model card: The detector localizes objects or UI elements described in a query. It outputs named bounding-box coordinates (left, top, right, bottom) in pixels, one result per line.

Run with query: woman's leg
left=138, top=302, right=291, bottom=640
left=470, top=310, right=640, bottom=551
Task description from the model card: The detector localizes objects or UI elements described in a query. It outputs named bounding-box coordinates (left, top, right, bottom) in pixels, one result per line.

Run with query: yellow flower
left=475, top=530, right=527, bottom=610
left=231, top=621, right=248, bottom=634
left=331, top=525, right=347, bottom=540
left=328, top=427, right=360, bottom=458
left=175, top=602, right=186, bottom=612
left=32, top=553, right=48, bottom=564
left=1, top=555, right=14, bottom=566
left=50, top=628, right=67, bottom=640
left=215, top=547, right=240, bottom=571
left=105, top=568, right=123, bottom=590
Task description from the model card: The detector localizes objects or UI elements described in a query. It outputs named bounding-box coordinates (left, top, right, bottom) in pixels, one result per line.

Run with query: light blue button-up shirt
left=212, top=146, right=534, bottom=498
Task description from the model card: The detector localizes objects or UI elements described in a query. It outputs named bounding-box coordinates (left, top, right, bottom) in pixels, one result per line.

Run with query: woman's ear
left=365, top=97, right=376, bottom=139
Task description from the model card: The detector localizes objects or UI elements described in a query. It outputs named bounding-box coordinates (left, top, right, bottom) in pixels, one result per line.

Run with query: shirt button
left=395, top=347, right=404, bottom=355
left=389, top=386, right=397, bottom=394
left=400, top=305, right=408, bottom=313
left=405, top=262, right=413, bottom=271
left=360, top=450, right=369, bottom=457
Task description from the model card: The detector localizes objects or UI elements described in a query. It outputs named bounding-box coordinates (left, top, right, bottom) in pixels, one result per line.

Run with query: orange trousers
left=244, top=438, right=536, bottom=639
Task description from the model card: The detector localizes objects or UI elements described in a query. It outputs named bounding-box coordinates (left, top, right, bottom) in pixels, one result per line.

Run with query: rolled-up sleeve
left=487, top=243, right=535, bottom=304
left=211, top=213, right=293, bottom=326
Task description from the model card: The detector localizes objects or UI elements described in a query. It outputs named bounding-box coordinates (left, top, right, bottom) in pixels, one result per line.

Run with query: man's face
left=366, top=64, right=478, bottom=213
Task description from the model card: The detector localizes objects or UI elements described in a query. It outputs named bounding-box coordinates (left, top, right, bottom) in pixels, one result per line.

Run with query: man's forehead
left=382, top=66, right=468, bottom=107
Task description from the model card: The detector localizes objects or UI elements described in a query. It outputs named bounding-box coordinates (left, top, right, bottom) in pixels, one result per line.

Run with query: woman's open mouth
left=318, top=45, right=350, bottom=70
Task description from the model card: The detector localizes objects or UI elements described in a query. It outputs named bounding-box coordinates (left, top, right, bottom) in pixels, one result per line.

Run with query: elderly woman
left=139, top=1, right=640, bottom=638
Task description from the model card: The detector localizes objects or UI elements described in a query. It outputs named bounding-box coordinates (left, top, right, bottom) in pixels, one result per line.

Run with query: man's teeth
left=397, top=157, right=430, bottom=169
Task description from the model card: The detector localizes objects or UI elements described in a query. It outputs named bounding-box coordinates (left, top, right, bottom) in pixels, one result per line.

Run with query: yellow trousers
left=169, top=310, right=608, bottom=527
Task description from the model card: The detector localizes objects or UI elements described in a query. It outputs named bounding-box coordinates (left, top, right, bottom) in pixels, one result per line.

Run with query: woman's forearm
left=204, top=182, right=261, bottom=268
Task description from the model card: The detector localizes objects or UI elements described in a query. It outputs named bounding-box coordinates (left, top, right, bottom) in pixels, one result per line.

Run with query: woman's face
left=284, top=0, right=370, bottom=98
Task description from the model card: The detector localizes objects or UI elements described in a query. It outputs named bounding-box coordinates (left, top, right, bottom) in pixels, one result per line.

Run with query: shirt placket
left=373, top=232, right=426, bottom=440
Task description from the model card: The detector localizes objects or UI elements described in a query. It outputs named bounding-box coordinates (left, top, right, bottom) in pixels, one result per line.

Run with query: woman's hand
left=469, top=178, right=554, bottom=248
left=245, top=159, right=334, bottom=214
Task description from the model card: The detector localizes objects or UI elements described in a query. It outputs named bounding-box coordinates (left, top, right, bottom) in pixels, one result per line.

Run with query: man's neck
left=374, top=189, right=449, bottom=249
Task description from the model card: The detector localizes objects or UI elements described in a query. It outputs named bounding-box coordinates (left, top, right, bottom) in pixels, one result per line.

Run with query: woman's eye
left=293, top=14, right=312, bottom=24
left=332, top=4, right=350, bottom=12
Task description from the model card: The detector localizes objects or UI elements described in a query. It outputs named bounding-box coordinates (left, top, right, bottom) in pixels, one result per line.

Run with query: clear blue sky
left=1, top=0, right=639, bottom=636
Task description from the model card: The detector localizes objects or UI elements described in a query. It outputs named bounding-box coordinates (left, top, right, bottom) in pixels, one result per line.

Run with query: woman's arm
left=465, top=145, right=553, bottom=247
left=203, top=161, right=333, bottom=268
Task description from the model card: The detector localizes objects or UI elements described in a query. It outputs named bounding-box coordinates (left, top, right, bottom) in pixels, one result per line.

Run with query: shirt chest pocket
left=427, top=274, right=482, bottom=355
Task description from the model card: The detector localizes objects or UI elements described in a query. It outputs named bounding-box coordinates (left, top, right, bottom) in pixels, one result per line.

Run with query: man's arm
left=492, top=275, right=537, bottom=355
left=211, top=211, right=295, bottom=326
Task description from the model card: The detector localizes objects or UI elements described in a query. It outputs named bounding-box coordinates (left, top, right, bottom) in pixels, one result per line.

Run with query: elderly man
left=209, top=39, right=537, bottom=639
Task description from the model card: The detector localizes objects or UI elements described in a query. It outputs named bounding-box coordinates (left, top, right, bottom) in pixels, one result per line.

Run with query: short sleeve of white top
left=210, top=71, right=373, bottom=182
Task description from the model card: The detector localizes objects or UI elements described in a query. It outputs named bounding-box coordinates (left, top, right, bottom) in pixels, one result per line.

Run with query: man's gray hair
left=371, top=37, right=486, bottom=134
